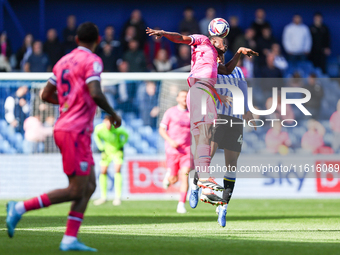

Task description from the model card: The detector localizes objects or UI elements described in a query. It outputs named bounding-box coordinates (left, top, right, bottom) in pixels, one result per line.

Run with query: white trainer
left=93, top=198, right=107, bottom=206
left=176, top=202, right=187, bottom=214
left=112, top=198, right=121, bottom=206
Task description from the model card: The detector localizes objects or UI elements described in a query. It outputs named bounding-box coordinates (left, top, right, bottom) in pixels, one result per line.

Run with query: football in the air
left=208, top=18, right=230, bottom=38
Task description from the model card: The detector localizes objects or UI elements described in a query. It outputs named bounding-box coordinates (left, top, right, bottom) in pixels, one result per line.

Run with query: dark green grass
left=1, top=199, right=340, bottom=255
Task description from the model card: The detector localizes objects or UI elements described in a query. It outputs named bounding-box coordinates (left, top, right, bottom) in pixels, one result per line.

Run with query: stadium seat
left=130, top=118, right=144, bottom=130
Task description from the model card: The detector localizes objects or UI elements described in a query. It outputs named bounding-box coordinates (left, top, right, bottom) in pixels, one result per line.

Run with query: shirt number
left=237, top=135, right=243, bottom=145
left=61, top=69, right=71, bottom=96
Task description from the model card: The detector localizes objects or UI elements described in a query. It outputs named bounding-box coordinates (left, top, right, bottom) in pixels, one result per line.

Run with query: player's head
left=209, top=35, right=227, bottom=55
left=177, top=90, right=188, bottom=108
left=75, top=22, right=100, bottom=51
left=103, top=115, right=112, bottom=129
left=293, top=14, right=302, bottom=25
left=313, top=12, right=323, bottom=26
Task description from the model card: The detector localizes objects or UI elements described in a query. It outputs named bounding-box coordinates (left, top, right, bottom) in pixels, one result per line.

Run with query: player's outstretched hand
left=237, top=47, right=259, bottom=58
left=146, top=27, right=164, bottom=39
left=110, top=113, right=121, bottom=128
left=243, top=111, right=257, bottom=131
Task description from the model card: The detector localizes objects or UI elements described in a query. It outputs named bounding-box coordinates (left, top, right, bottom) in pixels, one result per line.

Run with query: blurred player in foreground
left=159, top=90, right=190, bottom=213
left=147, top=27, right=257, bottom=205
left=6, top=22, right=121, bottom=252
left=213, top=54, right=255, bottom=227
left=93, top=116, right=129, bottom=206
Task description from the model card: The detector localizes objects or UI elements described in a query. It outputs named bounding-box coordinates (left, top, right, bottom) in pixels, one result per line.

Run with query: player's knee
left=87, top=180, right=96, bottom=196
left=68, top=185, right=86, bottom=200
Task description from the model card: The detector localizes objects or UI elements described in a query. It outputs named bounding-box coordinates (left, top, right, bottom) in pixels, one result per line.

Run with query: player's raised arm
left=146, top=27, right=192, bottom=44
left=87, top=80, right=121, bottom=128
left=41, top=81, right=59, bottom=105
left=219, top=47, right=259, bottom=75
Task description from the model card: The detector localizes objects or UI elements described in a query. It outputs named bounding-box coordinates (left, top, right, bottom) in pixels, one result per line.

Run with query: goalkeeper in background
left=93, top=115, right=129, bottom=206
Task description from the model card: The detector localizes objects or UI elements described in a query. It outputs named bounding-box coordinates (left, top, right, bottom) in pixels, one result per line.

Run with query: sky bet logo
left=200, top=85, right=312, bottom=128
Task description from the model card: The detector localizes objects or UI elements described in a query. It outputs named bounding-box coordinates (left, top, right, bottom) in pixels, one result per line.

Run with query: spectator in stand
left=121, top=9, right=147, bottom=50
left=115, top=61, right=138, bottom=114
left=227, top=16, right=243, bottom=53
left=261, top=53, right=282, bottom=79
left=301, top=119, right=325, bottom=153
left=99, top=43, right=119, bottom=72
left=97, top=25, right=121, bottom=58
left=0, top=31, right=12, bottom=60
left=123, top=39, right=147, bottom=72
left=43, top=28, right=64, bottom=68
left=139, top=81, right=159, bottom=128
left=271, top=43, right=288, bottom=72
left=179, top=7, right=200, bottom=34
left=176, top=44, right=191, bottom=69
left=257, top=25, right=276, bottom=67
left=4, top=86, right=29, bottom=133
left=309, top=12, right=331, bottom=73
left=0, top=31, right=12, bottom=71
left=23, top=115, right=53, bottom=153
left=282, top=14, right=312, bottom=64
left=330, top=100, right=340, bottom=152
left=233, top=28, right=257, bottom=55
left=24, top=41, right=50, bottom=72
left=287, top=72, right=304, bottom=87
left=265, top=121, right=291, bottom=154
left=236, top=57, right=248, bottom=78
left=144, top=27, right=172, bottom=70
left=16, top=34, right=33, bottom=71
left=243, top=55, right=254, bottom=78
left=62, top=15, right=77, bottom=53
left=121, top=25, right=137, bottom=53
left=251, top=9, right=271, bottom=38
left=303, top=73, right=324, bottom=119
left=199, top=7, right=216, bottom=36
left=152, top=49, right=173, bottom=72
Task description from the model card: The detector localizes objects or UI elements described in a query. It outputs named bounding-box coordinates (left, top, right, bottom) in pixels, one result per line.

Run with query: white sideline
left=0, top=72, right=189, bottom=81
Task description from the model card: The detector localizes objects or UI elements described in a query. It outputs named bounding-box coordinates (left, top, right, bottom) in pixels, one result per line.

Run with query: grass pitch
left=1, top=199, right=340, bottom=255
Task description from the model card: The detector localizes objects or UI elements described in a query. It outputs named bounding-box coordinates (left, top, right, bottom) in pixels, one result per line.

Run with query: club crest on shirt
left=93, top=61, right=103, bottom=73
left=80, top=161, right=88, bottom=172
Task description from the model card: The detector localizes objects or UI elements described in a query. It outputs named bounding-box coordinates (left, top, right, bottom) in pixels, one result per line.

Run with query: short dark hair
left=77, top=22, right=99, bottom=44
left=208, top=35, right=220, bottom=40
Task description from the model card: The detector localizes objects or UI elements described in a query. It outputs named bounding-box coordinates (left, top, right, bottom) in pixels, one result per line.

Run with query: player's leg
left=6, top=172, right=90, bottom=238
left=222, top=149, right=239, bottom=205
left=176, top=152, right=190, bottom=213
left=94, top=151, right=110, bottom=205
left=217, top=149, right=239, bottom=227
left=60, top=166, right=97, bottom=252
left=196, top=123, right=224, bottom=192
left=163, top=154, right=179, bottom=189
left=189, top=134, right=200, bottom=209
left=177, top=167, right=189, bottom=213
left=59, top=131, right=97, bottom=251
left=113, top=150, right=124, bottom=206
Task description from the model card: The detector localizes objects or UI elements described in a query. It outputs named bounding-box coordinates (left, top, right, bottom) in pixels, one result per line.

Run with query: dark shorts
left=212, top=115, right=243, bottom=152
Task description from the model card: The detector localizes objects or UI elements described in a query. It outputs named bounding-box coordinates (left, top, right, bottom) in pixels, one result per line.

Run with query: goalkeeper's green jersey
left=94, top=123, right=129, bottom=153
